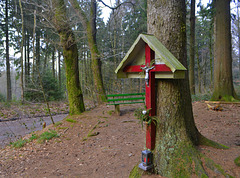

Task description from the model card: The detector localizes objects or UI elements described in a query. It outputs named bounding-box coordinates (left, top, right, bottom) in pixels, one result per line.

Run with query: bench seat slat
left=107, top=101, right=145, bottom=105
left=107, top=97, right=145, bottom=102
left=107, top=93, right=145, bottom=97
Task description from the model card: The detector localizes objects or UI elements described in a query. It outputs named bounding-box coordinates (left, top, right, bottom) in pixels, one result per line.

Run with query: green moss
left=37, top=129, right=59, bottom=143
left=211, top=93, right=239, bottom=102
left=66, top=118, right=77, bottom=123
left=204, top=156, right=233, bottom=177
left=54, top=122, right=63, bottom=126
left=234, top=155, right=240, bottom=167
left=29, top=134, right=38, bottom=141
left=10, top=139, right=27, bottom=148
left=154, top=141, right=231, bottom=177
left=10, top=133, right=39, bottom=148
left=129, top=163, right=143, bottom=178
left=170, top=143, right=203, bottom=177
left=57, top=127, right=68, bottom=130
left=57, top=10, right=85, bottom=115
left=198, top=134, right=229, bottom=149
left=222, top=95, right=239, bottom=102
left=201, top=174, right=208, bottom=178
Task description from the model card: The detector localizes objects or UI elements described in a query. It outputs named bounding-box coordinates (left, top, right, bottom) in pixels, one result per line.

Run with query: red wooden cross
left=123, top=43, right=171, bottom=150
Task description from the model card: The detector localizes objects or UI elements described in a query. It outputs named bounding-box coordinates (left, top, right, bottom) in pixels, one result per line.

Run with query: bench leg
left=115, top=104, right=120, bottom=116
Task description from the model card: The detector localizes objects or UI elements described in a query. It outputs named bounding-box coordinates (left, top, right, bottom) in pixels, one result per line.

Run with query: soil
left=0, top=102, right=239, bottom=177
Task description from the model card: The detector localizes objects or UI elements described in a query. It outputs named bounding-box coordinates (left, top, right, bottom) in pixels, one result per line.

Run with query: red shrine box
left=115, top=34, right=186, bottom=150
left=115, top=34, right=186, bottom=79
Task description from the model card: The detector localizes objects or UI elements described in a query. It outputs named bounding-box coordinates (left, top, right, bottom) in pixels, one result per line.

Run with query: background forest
left=0, top=0, right=239, bottom=104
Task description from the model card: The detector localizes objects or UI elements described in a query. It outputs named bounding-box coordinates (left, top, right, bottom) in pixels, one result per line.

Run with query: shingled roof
left=115, top=34, right=187, bottom=79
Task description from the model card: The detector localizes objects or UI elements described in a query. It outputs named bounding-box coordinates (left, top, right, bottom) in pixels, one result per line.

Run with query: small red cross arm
left=123, top=64, right=171, bottom=73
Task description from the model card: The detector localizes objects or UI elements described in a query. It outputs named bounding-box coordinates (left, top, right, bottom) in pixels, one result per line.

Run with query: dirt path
left=0, top=114, right=68, bottom=148
left=0, top=102, right=239, bottom=177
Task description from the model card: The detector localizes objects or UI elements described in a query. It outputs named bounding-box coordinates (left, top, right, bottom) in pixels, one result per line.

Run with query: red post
left=145, top=44, right=156, bottom=150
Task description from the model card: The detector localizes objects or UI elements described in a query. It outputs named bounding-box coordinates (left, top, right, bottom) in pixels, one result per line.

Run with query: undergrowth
left=234, top=155, right=240, bottom=167
left=65, top=118, right=77, bottom=123
left=0, top=92, right=6, bottom=102
left=10, top=138, right=27, bottom=148
left=10, top=130, right=59, bottom=148
left=191, top=93, right=211, bottom=102
left=37, top=130, right=59, bottom=143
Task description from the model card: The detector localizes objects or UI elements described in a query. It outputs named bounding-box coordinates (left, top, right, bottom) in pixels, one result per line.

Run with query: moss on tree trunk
left=189, top=0, right=196, bottom=95
left=53, top=0, right=85, bottom=115
left=86, top=22, right=107, bottom=103
left=69, top=0, right=107, bottom=104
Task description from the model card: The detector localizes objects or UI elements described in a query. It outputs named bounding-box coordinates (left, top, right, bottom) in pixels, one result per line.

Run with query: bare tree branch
left=98, top=0, right=134, bottom=10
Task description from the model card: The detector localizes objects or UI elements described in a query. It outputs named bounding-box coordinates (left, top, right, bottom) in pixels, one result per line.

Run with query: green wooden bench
left=107, top=93, right=145, bottom=115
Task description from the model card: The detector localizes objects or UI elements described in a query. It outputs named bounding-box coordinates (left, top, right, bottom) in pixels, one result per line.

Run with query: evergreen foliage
left=24, top=70, right=64, bottom=102
left=0, top=92, right=6, bottom=102
left=0, top=0, right=239, bottom=102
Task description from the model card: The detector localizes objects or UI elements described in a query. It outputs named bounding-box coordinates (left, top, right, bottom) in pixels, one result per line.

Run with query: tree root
left=198, top=134, right=229, bottom=149
left=129, top=142, right=233, bottom=177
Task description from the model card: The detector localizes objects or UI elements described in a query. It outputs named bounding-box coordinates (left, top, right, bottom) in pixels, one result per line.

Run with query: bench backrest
left=107, top=93, right=145, bottom=104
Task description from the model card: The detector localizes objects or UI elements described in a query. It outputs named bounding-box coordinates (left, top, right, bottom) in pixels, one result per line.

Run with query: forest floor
left=0, top=101, right=239, bottom=177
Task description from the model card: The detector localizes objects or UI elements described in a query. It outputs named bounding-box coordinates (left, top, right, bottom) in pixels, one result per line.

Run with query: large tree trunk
left=238, top=4, right=240, bottom=79
left=32, top=10, right=36, bottom=80
left=197, top=46, right=202, bottom=93
left=52, top=47, right=55, bottom=79
left=19, top=0, right=24, bottom=103
left=69, top=0, right=107, bottom=104
left=53, top=0, right=85, bottom=115
left=36, top=29, right=41, bottom=72
left=189, top=0, right=195, bottom=95
left=209, top=23, right=213, bottom=90
left=5, top=0, right=12, bottom=102
left=148, top=1, right=200, bottom=175
left=130, top=0, right=228, bottom=177
left=212, top=0, right=237, bottom=101
left=43, top=40, right=49, bottom=71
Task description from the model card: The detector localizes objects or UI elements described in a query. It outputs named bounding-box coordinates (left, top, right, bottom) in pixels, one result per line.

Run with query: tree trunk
left=189, top=0, right=195, bottom=95
left=212, top=0, right=237, bottom=101
left=237, top=4, right=240, bottom=82
left=27, top=32, right=30, bottom=77
left=203, top=53, right=207, bottom=92
left=5, top=0, right=12, bottom=102
left=69, top=0, right=107, bottom=104
left=44, top=41, right=49, bottom=71
left=36, top=30, right=41, bottom=72
left=19, top=0, right=24, bottom=103
left=130, top=0, right=228, bottom=177
left=88, top=0, right=106, bottom=103
left=53, top=0, right=85, bottom=115
left=58, top=50, right=61, bottom=89
left=32, top=10, right=36, bottom=80
left=24, top=31, right=27, bottom=81
left=148, top=1, right=200, bottom=175
left=209, top=24, right=213, bottom=90
left=197, top=46, right=201, bottom=93
left=52, top=48, right=55, bottom=79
